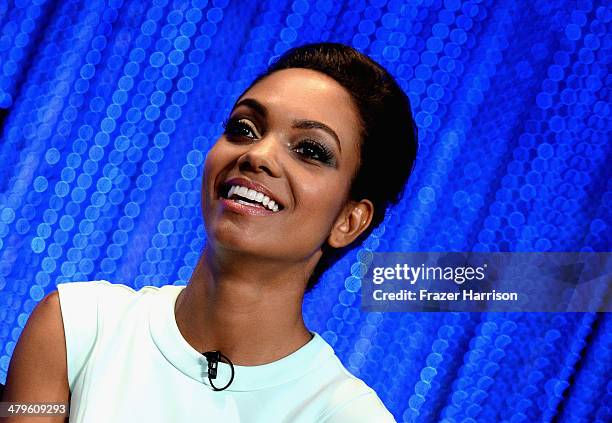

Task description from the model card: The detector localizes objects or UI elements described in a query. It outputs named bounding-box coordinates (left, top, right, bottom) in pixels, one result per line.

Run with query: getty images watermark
left=360, top=252, right=611, bottom=312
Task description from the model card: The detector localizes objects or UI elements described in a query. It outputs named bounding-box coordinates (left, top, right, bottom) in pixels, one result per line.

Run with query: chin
left=207, top=223, right=259, bottom=254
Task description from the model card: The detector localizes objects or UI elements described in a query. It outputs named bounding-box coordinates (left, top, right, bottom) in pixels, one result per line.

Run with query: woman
left=3, top=42, right=417, bottom=422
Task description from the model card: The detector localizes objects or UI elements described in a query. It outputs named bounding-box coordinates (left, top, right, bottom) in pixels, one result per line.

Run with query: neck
left=174, top=244, right=318, bottom=366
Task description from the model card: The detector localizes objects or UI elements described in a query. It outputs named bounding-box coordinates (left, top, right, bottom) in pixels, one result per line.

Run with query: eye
left=222, top=117, right=259, bottom=139
left=294, top=139, right=335, bottom=165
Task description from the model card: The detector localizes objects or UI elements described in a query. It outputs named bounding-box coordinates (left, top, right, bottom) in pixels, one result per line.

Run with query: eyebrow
left=232, top=98, right=342, bottom=153
left=292, top=120, right=341, bottom=153
left=234, top=98, right=267, bottom=119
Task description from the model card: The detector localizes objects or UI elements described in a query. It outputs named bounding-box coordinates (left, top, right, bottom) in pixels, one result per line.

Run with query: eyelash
left=222, top=117, right=335, bottom=165
left=222, top=118, right=258, bottom=139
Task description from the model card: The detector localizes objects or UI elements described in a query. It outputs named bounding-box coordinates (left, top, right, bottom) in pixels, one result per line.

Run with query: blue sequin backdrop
left=0, top=0, right=610, bottom=421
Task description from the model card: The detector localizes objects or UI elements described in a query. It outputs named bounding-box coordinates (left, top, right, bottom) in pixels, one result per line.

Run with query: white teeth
left=224, top=184, right=281, bottom=212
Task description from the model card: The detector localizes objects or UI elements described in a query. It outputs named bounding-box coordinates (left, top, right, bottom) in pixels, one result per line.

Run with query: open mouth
left=218, top=183, right=284, bottom=213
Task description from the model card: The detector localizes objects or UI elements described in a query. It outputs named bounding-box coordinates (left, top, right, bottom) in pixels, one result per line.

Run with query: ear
left=327, top=199, right=374, bottom=249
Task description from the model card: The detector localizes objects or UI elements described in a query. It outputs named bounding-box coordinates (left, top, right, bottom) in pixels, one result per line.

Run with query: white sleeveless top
left=56, top=280, right=396, bottom=422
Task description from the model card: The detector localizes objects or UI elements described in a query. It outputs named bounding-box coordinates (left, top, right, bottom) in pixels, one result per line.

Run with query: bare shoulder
left=2, top=290, right=70, bottom=422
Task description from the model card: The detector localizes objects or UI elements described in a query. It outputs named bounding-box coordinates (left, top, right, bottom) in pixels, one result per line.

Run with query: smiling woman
left=3, top=43, right=417, bottom=423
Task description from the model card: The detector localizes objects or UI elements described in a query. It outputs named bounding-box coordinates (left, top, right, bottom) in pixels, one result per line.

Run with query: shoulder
left=56, top=279, right=138, bottom=298
left=3, top=290, right=69, bottom=403
left=56, top=279, right=168, bottom=334
left=56, top=280, right=163, bottom=389
left=313, top=339, right=396, bottom=422
left=15, top=289, right=65, bottom=356
left=320, top=391, right=396, bottom=422
left=317, top=373, right=396, bottom=423
left=57, top=280, right=162, bottom=311
left=23, top=289, right=65, bottom=346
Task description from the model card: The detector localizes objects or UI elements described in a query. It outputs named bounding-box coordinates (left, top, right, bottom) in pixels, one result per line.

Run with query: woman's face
left=202, top=68, right=365, bottom=266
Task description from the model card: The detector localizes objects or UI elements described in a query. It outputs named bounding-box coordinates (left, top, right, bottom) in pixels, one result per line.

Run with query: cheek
left=294, top=177, right=346, bottom=230
left=203, top=142, right=221, bottom=177
left=200, top=143, right=225, bottom=214
left=202, top=142, right=230, bottom=194
left=201, top=155, right=214, bottom=207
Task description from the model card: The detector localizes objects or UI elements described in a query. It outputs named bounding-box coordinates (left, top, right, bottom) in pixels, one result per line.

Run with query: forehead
left=237, top=68, right=362, bottom=149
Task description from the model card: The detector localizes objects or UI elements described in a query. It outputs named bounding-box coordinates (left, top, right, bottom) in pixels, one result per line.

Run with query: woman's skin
left=174, top=68, right=374, bottom=365
left=1, top=68, right=376, bottom=423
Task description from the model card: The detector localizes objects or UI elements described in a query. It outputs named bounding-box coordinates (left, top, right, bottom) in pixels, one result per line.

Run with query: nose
left=236, top=134, right=283, bottom=177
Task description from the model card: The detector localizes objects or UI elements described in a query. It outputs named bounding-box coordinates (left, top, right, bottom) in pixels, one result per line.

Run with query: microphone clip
left=203, top=351, right=220, bottom=379
left=202, top=350, right=235, bottom=391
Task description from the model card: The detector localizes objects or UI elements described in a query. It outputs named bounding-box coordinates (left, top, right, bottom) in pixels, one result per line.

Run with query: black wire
left=202, top=350, right=235, bottom=391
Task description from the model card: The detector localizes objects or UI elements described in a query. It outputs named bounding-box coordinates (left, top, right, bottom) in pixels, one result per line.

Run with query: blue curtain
left=0, top=0, right=610, bottom=421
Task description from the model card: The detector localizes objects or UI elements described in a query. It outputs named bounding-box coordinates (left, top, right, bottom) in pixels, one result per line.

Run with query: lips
left=218, top=178, right=284, bottom=213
